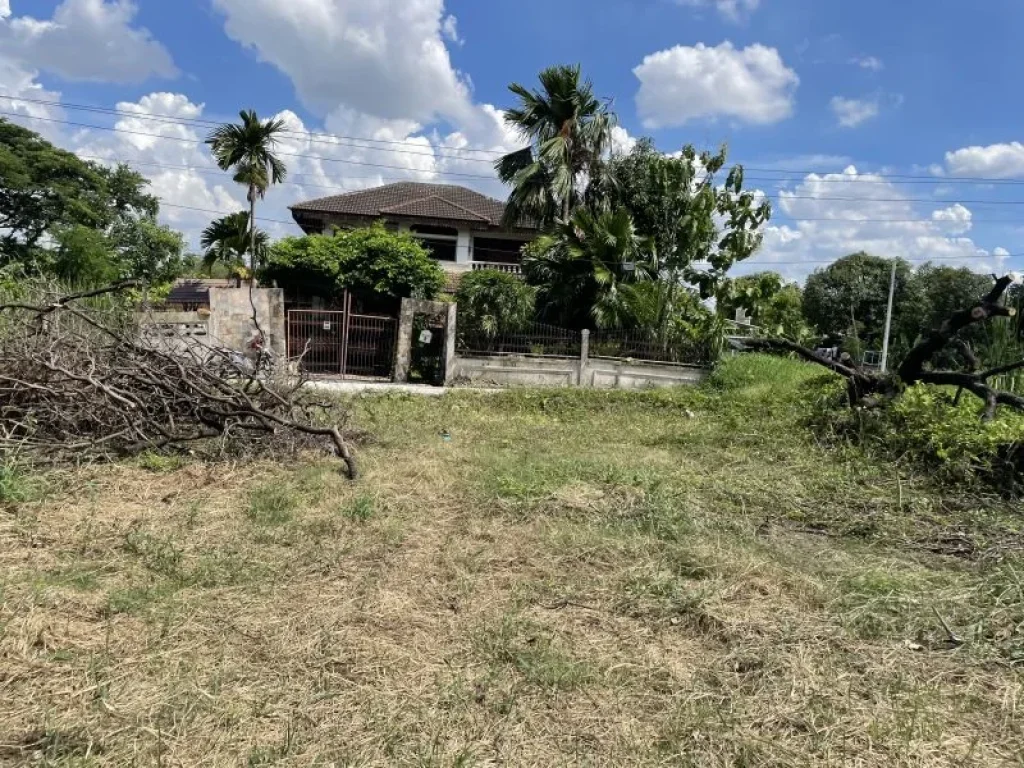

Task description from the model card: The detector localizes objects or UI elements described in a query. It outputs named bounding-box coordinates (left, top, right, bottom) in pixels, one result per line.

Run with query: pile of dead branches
left=0, top=281, right=358, bottom=478
left=746, top=275, right=1024, bottom=420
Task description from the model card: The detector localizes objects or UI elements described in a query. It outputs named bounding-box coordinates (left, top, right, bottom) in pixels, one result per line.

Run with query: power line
left=0, top=92, right=507, bottom=160
left=86, top=153, right=1024, bottom=225
left=0, top=111, right=503, bottom=180
left=5, top=93, right=1024, bottom=188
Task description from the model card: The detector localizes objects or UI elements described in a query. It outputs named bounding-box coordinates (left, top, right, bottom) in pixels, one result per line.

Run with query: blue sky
left=3, top=0, right=1024, bottom=280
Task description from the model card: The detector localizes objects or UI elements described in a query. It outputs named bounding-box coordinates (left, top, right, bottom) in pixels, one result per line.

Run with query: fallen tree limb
left=743, top=275, right=1024, bottom=420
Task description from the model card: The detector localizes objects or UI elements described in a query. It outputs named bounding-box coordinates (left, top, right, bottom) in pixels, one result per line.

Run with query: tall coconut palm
left=206, top=110, right=287, bottom=272
left=523, top=207, right=655, bottom=329
left=200, top=211, right=268, bottom=276
left=496, top=65, right=616, bottom=228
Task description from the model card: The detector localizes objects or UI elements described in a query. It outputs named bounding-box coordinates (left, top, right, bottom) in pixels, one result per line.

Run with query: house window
left=472, top=237, right=528, bottom=265
left=410, top=224, right=458, bottom=262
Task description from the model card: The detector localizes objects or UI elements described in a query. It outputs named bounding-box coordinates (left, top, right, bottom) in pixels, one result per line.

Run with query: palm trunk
left=249, top=185, right=257, bottom=279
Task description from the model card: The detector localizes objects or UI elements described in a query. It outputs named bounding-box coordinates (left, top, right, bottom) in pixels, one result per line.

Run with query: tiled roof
left=290, top=182, right=520, bottom=228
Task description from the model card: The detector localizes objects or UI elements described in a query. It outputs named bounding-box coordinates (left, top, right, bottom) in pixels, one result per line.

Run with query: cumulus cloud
left=830, top=96, right=879, bottom=128
left=211, top=0, right=473, bottom=124
left=743, top=166, right=1002, bottom=281
left=634, top=42, right=798, bottom=128
left=850, top=55, right=883, bottom=71
left=674, top=0, right=761, bottom=22
left=931, top=203, right=972, bottom=235
left=945, top=142, right=1024, bottom=178
left=0, top=0, right=176, bottom=83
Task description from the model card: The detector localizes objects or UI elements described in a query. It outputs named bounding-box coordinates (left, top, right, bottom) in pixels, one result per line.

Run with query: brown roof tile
left=290, top=182, right=521, bottom=228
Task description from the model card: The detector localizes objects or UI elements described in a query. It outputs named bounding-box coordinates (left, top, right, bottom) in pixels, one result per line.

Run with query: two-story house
left=289, top=182, right=538, bottom=281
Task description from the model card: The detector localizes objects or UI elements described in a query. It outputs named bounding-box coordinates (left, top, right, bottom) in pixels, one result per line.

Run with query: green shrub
left=262, top=224, right=445, bottom=306
left=0, top=462, right=30, bottom=504
left=455, top=268, right=536, bottom=338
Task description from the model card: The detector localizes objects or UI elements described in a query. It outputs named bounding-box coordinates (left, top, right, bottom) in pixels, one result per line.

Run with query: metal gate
left=287, top=301, right=397, bottom=380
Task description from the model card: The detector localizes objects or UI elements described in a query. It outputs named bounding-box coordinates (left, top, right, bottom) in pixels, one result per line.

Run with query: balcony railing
left=470, top=261, right=523, bottom=275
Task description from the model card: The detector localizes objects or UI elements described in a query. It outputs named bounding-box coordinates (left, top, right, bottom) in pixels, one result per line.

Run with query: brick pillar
left=394, top=299, right=415, bottom=383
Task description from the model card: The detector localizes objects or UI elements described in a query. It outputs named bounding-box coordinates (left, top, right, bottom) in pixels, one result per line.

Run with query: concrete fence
left=452, top=329, right=708, bottom=390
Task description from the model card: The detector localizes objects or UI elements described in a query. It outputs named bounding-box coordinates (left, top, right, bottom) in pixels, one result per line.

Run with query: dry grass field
left=1, top=356, right=1022, bottom=766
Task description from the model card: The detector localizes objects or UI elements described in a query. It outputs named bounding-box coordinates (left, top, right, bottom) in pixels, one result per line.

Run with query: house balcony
left=439, top=261, right=523, bottom=277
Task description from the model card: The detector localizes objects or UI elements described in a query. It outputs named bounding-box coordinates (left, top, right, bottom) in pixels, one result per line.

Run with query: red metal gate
left=287, top=301, right=397, bottom=380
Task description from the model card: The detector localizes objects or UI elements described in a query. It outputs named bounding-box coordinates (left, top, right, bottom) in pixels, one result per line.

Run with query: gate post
left=443, top=302, right=457, bottom=385
left=394, top=298, right=415, bottom=383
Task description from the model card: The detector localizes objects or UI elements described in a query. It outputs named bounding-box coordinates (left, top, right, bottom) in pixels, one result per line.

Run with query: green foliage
left=0, top=120, right=186, bottom=286
left=206, top=109, right=288, bottom=269
left=719, top=271, right=811, bottom=341
left=247, top=483, right=299, bottom=526
left=608, top=141, right=772, bottom=302
left=496, top=64, right=616, bottom=226
left=802, top=252, right=917, bottom=353
left=455, top=268, right=536, bottom=337
left=264, top=226, right=446, bottom=306
left=201, top=211, right=267, bottom=275
left=524, top=207, right=656, bottom=329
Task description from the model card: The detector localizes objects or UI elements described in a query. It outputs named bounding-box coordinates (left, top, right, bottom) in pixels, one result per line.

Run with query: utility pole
left=880, top=261, right=897, bottom=373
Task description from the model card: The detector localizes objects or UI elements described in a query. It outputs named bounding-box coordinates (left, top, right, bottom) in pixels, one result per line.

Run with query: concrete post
left=443, top=302, right=458, bottom=385
left=579, top=329, right=590, bottom=387
left=394, top=298, right=415, bottom=383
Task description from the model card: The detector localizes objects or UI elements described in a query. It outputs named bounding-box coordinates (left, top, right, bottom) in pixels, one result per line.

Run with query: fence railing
left=457, top=321, right=580, bottom=358
left=588, top=329, right=714, bottom=367
left=470, top=261, right=523, bottom=275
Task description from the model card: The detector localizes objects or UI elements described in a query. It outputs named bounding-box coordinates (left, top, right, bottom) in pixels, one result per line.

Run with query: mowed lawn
left=2, top=357, right=1023, bottom=767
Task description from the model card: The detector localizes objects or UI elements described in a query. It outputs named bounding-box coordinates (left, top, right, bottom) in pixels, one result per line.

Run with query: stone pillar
left=443, top=302, right=458, bottom=385
left=394, top=298, right=416, bottom=383
left=579, top=329, right=590, bottom=387
left=456, top=228, right=472, bottom=264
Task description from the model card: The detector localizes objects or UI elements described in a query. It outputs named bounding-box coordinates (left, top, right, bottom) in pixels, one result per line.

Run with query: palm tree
left=524, top=207, right=655, bottom=329
left=496, top=65, right=616, bottom=228
left=200, top=211, right=268, bottom=276
left=206, top=110, right=287, bottom=272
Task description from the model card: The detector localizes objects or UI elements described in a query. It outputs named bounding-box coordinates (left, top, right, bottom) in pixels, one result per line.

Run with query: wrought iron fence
left=588, top=328, right=714, bottom=367
left=287, top=309, right=397, bottom=379
left=457, top=321, right=580, bottom=358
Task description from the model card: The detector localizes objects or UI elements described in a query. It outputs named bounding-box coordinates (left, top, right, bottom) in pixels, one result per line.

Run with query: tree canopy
left=0, top=120, right=185, bottom=285
left=263, top=226, right=445, bottom=311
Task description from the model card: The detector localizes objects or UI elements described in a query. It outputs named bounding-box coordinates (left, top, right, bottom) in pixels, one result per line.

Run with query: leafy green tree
left=455, top=269, right=536, bottom=337
left=607, top=140, right=772, bottom=339
left=263, top=225, right=445, bottom=311
left=201, top=211, right=267, bottom=276
left=206, top=110, right=288, bottom=270
left=496, top=64, right=616, bottom=227
left=719, top=271, right=810, bottom=340
left=802, top=253, right=917, bottom=352
left=0, top=120, right=185, bottom=284
left=524, top=207, right=656, bottom=329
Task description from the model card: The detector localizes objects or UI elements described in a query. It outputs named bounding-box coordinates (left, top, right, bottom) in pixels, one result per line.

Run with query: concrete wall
left=452, top=354, right=708, bottom=390
left=583, top=358, right=707, bottom=390
left=207, top=286, right=286, bottom=356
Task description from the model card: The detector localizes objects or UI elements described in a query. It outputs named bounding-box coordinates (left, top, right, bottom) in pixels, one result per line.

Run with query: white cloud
left=850, top=55, right=883, bottom=71
left=441, top=14, right=462, bottom=45
left=211, top=0, right=473, bottom=124
left=994, top=247, right=1011, bottom=258
left=634, top=42, right=798, bottom=129
left=945, top=142, right=1024, bottom=178
left=931, top=203, right=973, bottom=235
left=744, top=166, right=1001, bottom=281
left=674, top=0, right=761, bottom=22
left=830, top=96, right=879, bottom=128
left=610, top=125, right=638, bottom=156
left=0, top=0, right=176, bottom=83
